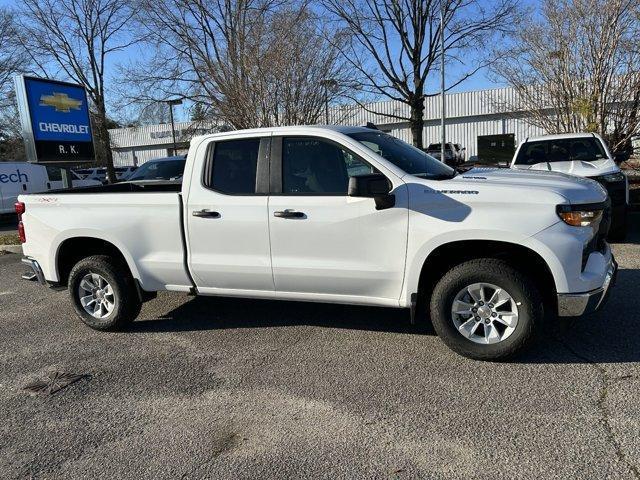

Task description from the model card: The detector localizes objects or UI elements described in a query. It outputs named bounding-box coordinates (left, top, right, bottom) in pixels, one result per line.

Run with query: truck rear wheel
left=68, top=255, right=142, bottom=331
left=429, top=258, right=542, bottom=361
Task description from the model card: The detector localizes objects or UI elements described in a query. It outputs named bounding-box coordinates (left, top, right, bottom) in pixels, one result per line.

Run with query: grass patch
left=0, top=233, right=20, bottom=245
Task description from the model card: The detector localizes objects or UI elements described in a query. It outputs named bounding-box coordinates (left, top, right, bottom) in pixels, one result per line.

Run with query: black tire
left=429, top=258, right=543, bottom=361
left=68, top=255, right=142, bottom=331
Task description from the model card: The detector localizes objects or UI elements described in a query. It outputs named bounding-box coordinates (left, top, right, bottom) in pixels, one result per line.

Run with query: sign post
left=14, top=75, right=95, bottom=188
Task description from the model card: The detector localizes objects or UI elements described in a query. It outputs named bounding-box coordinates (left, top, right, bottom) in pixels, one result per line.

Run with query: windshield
left=347, top=131, right=455, bottom=178
left=514, top=137, right=608, bottom=166
left=128, top=159, right=186, bottom=181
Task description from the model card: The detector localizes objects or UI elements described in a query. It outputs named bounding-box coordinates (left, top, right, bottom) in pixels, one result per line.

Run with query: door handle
left=274, top=209, right=305, bottom=219
left=192, top=209, right=221, bottom=218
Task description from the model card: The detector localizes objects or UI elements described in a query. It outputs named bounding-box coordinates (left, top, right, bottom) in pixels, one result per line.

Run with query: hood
left=513, top=158, right=618, bottom=177
left=454, top=167, right=608, bottom=204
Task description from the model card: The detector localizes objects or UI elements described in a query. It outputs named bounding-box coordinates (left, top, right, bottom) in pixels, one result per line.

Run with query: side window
left=207, top=138, right=260, bottom=194
left=45, top=166, right=62, bottom=182
left=282, top=137, right=374, bottom=195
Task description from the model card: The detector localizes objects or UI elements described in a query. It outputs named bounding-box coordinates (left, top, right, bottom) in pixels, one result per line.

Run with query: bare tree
left=493, top=0, right=640, bottom=152
left=0, top=10, right=23, bottom=107
left=16, top=0, right=137, bottom=181
left=123, top=0, right=353, bottom=129
left=0, top=9, right=29, bottom=161
left=324, top=0, right=519, bottom=148
left=137, top=102, right=171, bottom=126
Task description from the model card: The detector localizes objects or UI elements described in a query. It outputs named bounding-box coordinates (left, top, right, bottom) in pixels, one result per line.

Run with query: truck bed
left=20, top=185, right=192, bottom=291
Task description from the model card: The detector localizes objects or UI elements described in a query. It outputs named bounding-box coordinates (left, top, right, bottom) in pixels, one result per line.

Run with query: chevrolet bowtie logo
left=40, top=92, right=82, bottom=113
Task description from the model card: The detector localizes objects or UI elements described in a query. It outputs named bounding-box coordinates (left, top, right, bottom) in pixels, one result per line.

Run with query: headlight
left=600, top=172, right=625, bottom=183
left=557, top=204, right=603, bottom=227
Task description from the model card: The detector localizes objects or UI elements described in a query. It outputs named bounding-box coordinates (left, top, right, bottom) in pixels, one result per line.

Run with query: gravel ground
left=0, top=216, right=639, bottom=479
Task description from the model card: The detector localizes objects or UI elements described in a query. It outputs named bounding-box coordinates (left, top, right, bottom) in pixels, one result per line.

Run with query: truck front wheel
left=429, top=258, right=542, bottom=360
left=68, top=255, right=142, bottom=331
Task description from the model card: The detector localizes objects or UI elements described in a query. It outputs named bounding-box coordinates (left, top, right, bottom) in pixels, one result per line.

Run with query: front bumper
left=557, top=256, right=617, bottom=316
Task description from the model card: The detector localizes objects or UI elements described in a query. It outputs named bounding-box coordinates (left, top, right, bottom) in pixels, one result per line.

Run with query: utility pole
left=166, top=99, right=182, bottom=155
left=440, top=1, right=446, bottom=163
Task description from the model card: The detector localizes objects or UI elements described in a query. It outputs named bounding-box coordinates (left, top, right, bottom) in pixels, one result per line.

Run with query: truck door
left=267, top=136, right=408, bottom=303
left=186, top=135, right=275, bottom=296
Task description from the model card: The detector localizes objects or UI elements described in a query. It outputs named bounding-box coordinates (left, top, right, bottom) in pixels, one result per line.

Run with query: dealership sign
left=14, top=75, right=95, bottom=164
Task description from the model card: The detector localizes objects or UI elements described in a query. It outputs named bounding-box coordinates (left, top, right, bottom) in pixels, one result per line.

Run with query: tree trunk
left=96, top=101, right=117, bottom=184
left=409, top=98, right=425, bottom=149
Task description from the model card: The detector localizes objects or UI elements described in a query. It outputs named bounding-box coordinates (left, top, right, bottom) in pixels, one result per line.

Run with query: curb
left=0, top=245, right=22, bottom=254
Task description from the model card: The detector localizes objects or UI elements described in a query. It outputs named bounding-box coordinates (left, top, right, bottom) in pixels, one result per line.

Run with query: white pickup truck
left=17, top=126, right=617, bottom=360
left=511, top=133, right=629, bottom=240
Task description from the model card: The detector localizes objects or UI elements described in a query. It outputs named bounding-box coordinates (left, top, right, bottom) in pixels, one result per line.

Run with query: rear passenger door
left=186, top=135, right=275, bottom=297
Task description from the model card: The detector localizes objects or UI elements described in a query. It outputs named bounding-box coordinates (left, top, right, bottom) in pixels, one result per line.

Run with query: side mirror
left=348, top=174, right=395, bottom=210
left=613, top=151, right=630, bottom=164
left=348, top=173, right=390, bottom=197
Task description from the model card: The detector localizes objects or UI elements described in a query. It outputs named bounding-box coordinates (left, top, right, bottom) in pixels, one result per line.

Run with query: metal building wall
left=108, top=120, right=221, bottom=166
left=107, top=87, right=549, bottom=161
left=329, top=87, right=548, bottom=158
left=419, top=115, right=547, bottom=157
left=112, top=147, right=172, bottom=167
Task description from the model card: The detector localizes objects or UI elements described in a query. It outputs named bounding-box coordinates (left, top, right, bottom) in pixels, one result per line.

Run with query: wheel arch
left=55, top=236, right=138, bottom=287
left=413, top=239, right=558, bottom=316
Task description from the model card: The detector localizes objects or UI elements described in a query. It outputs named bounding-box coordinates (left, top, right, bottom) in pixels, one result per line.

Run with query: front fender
left=401, top=228, right=563, bottom=307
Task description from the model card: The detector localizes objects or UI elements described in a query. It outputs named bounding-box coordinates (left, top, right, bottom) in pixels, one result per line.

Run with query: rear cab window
left=204, top=138, right=260, bottom=194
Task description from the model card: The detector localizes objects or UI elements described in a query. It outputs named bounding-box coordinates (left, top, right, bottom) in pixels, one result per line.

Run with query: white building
left=329, top=86, right=547, bottom=159
left=108, top=87, right=547, bottom=166
left=109, top=120, right=222, bottom=166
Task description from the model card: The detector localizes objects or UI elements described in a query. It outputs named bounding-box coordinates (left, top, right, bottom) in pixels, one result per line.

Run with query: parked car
left=74, top=167, right=106, bottom=183
left=74, top=166, right=138, bottom=183
left=425, top=142, right=465, bottom=166
left=115, top=166, right=138, bottom=180
left=18, top=126, right=616, bottom=360
left=126, top=156, right=186, bottom=182
left=511, top=133, right=629, bottom=240
left=0, top=162, right=100, bottom=215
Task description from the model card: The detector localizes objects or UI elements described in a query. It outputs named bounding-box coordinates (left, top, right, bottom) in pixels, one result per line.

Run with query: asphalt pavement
left=1, top=217, right=639, bottom=479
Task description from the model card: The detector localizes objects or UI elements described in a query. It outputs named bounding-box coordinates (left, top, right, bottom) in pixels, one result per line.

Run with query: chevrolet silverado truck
left=17, top=126, right=617, bottom=360
left=511, top=133, right=629, bottom=240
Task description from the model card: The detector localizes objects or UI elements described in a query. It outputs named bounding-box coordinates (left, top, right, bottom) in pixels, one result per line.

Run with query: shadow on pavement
left=517, top=268, right=640, bottom=365
left=132, top=215, right=640, bottom=365
left=131, top=296, right=424, bottom=335
left=130, top=268, right=640, bottom=365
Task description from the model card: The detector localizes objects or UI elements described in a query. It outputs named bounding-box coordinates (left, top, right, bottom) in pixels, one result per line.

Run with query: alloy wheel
left=451, top=282, right=519, bottom=344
